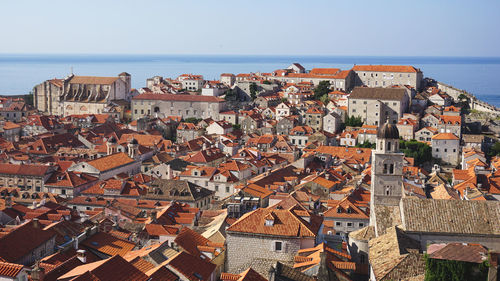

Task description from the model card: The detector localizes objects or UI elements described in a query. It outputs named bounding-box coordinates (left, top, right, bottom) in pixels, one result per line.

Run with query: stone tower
left=128, top=138, right=139, bottom=159
left=106, top=136, right=117, bottom=155
left=370, top=122, right=404, bottom=223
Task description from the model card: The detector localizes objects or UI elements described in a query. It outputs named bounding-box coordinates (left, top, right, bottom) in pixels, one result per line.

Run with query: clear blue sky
left=1, top=0, right=499, bottom=56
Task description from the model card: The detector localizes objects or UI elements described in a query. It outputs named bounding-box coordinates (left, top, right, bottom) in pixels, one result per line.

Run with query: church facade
left=33, top=73, right=132, bottom=116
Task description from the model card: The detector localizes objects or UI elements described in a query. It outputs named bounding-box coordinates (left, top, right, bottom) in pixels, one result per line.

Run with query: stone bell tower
left=370, top=122, right=404, bottom=224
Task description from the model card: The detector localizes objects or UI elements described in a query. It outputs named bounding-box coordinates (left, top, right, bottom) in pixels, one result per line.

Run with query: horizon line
left=0, top=53, right=500, bottom=59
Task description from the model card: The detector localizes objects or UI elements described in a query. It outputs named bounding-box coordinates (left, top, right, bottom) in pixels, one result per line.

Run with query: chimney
left=32, top=218, right=40, bottom=229
left=31, top=261, right=45, bottom=281
left=73, top=236, right=78, bottom=250
left=5, top=196, right=12, bottom=208
left=150, top=211, right=157, bottom=223
left=325, top=174, right=330, bottom=180
left=76, top=250, right=87, bottom=263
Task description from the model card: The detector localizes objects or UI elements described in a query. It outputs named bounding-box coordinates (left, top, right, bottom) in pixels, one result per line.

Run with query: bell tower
left=370, top=122, right=404, bottom=224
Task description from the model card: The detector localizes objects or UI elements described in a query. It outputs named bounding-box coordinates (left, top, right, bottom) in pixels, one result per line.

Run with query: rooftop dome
left=377, top=122, right=399, bottom=139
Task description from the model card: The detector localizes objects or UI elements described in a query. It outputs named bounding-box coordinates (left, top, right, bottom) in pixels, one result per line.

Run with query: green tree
left=313, top=81, right=331, bottom=99
left=232, top=124, right=241, bottom=130
left=249, top=82, right=258, bottom=101
left=488, top=142, right=500, bottom=157
left=344, top=116, right=363, bottom=127
left=224, top=89, right=237, bottom=101
left=262, top=80, right=271, bottom=85
left=24, top=92, right=34, bottom=106
left=183, top=117, right=202, bottom=124
left=281, top=97, right=288, bottom=103
left=399, top=139, right=432, bottom=166
left=319, top=94, right=329, bottom=105
left=424, top=254, right=489, bottom=281
left=356, top=141, right=376, bottom=149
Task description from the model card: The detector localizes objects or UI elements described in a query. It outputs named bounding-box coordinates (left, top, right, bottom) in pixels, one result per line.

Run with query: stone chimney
left=5, top=196, right=12, bottom=208
left=150, top=210, right=157, bottom=223
left=73, top=236, right=78, bottom=250
left=32, top=218, right=40, bottom=229
left=31, top=261, right=45, bottom=281
left=76, top=249, right=86, bottom=263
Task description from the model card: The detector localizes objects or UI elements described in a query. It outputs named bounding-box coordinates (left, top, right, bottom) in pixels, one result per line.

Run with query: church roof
left=401, top=198, right=500, bottom=236
left=377, top=122, right=399, bottom=139
left=69, top=76, right=119, bottom=85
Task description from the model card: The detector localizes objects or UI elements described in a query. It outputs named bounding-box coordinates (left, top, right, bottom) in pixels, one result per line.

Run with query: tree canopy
left=399, top=139, right=432, bottom=166
left=313, top=81, right=331, bottom=100
left=249, top=82, right=258, bottom=100
left=345, top=116, right=363, bottom=127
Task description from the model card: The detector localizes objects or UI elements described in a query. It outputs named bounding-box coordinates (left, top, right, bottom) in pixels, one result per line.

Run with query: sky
left=0, top=0, right=499, bottom=57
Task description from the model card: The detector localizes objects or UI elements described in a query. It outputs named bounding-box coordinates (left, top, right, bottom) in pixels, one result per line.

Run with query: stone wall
left=226, top=232, right=304, bottom=275
left=437, top=81, right=500, bottom=115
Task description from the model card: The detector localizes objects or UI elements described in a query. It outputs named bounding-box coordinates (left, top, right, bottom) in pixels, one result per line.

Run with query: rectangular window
left=274, top=241, right=282, bottom=251
left=347, top=222, right=353, bottom=227
left=226, top=186, right=230, bottom=193
left=336, top=222, right=341, bottom=226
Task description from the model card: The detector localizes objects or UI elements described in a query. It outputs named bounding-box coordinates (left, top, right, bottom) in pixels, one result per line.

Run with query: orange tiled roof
left=431, top=133, right=459, bottom=140
left=352, top=65, right=419, bottom=73
left=0, top=261, right=24, bottom=277
left=81, top=232, right=136, bottom=257
left=226, top=207, right=322, bottom=238
left=86, top=152, right=135, bottom=172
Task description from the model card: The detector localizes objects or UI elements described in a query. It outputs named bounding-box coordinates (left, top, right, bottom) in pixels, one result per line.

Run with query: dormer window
left=337, top=208, right=342, bottom=213
left=265, top=219, right=274, bottom=226
left=347, top=208, right=352, bottom=214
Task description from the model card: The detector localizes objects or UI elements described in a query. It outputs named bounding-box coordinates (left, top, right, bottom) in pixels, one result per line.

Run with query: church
left=33, top=72, right=132, bottom=116
left=348, top=122, right=500, bottom=280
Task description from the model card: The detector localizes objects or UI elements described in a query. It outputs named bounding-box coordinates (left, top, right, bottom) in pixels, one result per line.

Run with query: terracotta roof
left=349, top=87, right=407, bottom=101
left=0, top=220, right=56, bottom=263
left=0, top=163, right=51, bottom=176
left=221, top=268, right=267, bottom=281
left=401, top=198, right=500, bottom=235
left=309, top=68, right=340, bottom=75
left=0, top=261, right=24, bottom=277
left=69, top=76, right=119, bottom=85
left=85, top=152, right=135, bottom=172
left=59, top=255, right=149, bottom=281
left=166, top=251, right=216, bottom=281
left=368, top=227, right=424, bottom=281
left=431, top=133, right=459, bottom=140
left=352, top=65, right=419, bottom=73
left=227, top=208, right=322, bottom=238
left=428, top=243, right=488, bottom=264
left=81, top=232, right=136, bottom=257
left=133, top=93, right=224, bottom=103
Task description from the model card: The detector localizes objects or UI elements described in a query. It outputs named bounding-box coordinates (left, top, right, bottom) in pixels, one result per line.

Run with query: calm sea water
left=0, top=54, right=499, bottom=106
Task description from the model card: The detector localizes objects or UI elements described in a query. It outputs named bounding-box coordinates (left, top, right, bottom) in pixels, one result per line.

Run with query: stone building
left=131, top=93, right=225, bottom=120
left=226, top=207, right=322, bottom=275
left=348, top=87, right=410, bottom=126
left=431, top=133, right=460, bottom=165
left=33, top=73, right=132, bottom=116
left=352, top=65, right=423, bottom=91
left=304, top=107, right=324, bottom=132
left=0, top=163, right=55, bottom=192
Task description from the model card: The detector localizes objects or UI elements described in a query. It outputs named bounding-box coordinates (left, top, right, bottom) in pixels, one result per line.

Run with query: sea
left=0, top=54, right=499, bottom=107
